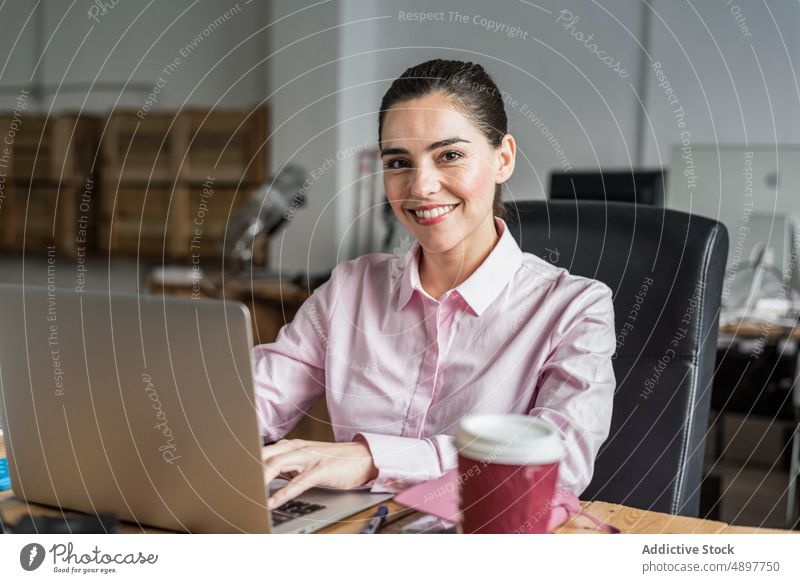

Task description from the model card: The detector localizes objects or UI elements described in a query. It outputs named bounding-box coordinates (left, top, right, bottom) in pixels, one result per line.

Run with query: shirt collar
left=396, top=217, right=523, bottom=316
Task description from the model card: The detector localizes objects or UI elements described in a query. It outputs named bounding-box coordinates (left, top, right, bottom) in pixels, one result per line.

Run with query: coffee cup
left=454, top=414, right=564, bottom=533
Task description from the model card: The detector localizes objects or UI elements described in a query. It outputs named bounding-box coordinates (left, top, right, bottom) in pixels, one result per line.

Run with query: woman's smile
left=406, top=202, right=460, bottom=226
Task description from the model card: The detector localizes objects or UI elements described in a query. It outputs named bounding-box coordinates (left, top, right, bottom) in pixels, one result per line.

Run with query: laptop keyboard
left=271, top=500, right=327, bottom=526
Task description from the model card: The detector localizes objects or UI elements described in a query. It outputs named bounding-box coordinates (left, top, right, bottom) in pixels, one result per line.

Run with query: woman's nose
left=410, top=164, right=441, bottom=197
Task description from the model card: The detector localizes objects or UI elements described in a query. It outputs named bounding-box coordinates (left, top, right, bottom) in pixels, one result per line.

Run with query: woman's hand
left=262, top=439, right=379, bottom=509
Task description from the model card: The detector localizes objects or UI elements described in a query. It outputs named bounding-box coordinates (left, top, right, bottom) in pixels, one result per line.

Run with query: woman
left=256, top=59, right=616, bottom=510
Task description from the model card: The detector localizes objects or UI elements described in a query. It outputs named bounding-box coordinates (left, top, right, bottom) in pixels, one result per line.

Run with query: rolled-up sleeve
left=251, top=268, right=339, bottom=443
left=529, top=281, right=616, bottom=496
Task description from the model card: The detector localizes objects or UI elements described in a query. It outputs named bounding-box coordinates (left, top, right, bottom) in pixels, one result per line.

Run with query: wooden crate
left=0, top=145, right=9, bottom=248
left=1, top=113, right=99, bottom=183
left=103, top=111, right=181, bottom=183
left=0, top=181, right=55, bottom=251
left=98, top=180, right=180, bottom=257
left=57, top=178, right=99, bottom=255
left=51, top=115, right=101, bottom=183
left=0, top=115, right=12, bottom=181
left=6, top=115, right=51, bottom=181
left=177, top=106, right=267, bottom=183
left=0, top=181, right=92, bottom=254
left=98, top=181, right=252, bottom=259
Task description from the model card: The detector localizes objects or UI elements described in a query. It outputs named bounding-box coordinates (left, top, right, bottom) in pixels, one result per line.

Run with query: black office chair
left=549, top=170, right=666, bottom=206
left=506, top=200, right=728, bottom=517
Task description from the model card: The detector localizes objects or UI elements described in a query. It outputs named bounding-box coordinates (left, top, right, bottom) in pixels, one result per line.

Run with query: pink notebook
left=394, top=469, right=461, bottom=523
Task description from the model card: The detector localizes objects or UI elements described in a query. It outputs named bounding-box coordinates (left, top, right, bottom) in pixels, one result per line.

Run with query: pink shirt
left=252, top=217, right=616, bottom=496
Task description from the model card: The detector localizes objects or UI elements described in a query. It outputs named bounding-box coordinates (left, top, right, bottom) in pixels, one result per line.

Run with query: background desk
left=715, top=319, right=800, bottom=528
left=146, top=275, right=335, bottom=443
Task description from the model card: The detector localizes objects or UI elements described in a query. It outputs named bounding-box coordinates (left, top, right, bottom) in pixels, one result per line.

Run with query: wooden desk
left=144, top=273, right=312, bottom=347
left=720, top=320, right=800, bottom=341
left=317, top=500, right=794, bottom=534
left=1, top=435, right=791, bottom=534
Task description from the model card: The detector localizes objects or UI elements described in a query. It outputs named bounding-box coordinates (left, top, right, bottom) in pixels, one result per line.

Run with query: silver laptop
left=0, top=284, right=391, bottom=533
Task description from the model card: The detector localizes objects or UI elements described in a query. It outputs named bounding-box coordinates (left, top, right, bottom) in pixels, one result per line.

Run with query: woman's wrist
left=353, top=436, right=379, bottom=482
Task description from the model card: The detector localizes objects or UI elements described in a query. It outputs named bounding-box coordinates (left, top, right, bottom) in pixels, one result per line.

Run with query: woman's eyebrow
left=380, top=137, right=471, bottom=157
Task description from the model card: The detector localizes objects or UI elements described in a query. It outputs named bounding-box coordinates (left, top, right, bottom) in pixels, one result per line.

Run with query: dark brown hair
left=378, top=59, right=509, bottom=220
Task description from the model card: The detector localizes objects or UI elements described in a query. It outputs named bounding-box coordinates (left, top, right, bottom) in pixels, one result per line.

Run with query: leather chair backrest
left=505, top=200, right=728, bottom=516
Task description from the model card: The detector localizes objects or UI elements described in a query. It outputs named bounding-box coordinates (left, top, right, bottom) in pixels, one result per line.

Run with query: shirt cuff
left=353, top=432, right=443, bottom=493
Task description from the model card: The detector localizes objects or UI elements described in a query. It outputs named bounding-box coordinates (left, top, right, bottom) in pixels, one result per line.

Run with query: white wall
left=0, top=1, right=269, bottom=113
left=265, top=0, right=341, bottom=273
left=335, top=0, right=385, bottom=261
left=641, top=0, right=800, bottom=166
left=0, top=2, right=39, bottom=109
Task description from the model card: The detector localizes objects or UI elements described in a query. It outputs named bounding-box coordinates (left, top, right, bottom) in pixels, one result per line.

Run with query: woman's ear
left=496, top=133, right=516, bottom=185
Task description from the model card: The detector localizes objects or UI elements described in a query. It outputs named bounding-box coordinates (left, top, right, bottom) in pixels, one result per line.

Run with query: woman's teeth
left=413, top=204, right=457, bottom=219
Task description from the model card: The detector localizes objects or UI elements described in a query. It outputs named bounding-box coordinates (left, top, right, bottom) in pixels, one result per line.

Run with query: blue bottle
left=0, top=458, right=9, bottom=491
left=0, top=426, right=10, bottom=491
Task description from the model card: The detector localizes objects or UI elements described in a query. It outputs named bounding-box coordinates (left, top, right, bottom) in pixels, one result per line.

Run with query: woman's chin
left=417, top=237, right=461, bottom=257
left=402, top=216, right=471, bottom=256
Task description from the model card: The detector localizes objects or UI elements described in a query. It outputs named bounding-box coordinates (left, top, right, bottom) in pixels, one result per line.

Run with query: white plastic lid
left=454, top=414, right=564, bottom=465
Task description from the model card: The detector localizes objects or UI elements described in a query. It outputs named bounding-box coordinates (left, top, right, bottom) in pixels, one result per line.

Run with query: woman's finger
left=261, top=439, right=305, bottom=463
left=268, top=467, right=323, bottom=509
left=262, top=448, right=312, bottom=485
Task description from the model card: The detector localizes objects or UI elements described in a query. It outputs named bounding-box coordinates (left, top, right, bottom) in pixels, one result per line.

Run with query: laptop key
left=271, top=512, right=295, bottom=526
left=271, top=500, right=327, bottom=527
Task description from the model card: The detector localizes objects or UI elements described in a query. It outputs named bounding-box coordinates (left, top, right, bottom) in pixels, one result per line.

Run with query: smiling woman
left=254, top=59, right=616, bottom=512
left=378, top=61, right=515, bottom=298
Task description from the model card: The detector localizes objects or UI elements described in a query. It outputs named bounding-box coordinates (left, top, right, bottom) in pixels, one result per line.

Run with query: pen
left=360, top=504, right=389, bottom=534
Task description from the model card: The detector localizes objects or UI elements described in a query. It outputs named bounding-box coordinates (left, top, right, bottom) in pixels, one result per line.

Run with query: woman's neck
left=418, top=216, right=501, bottom=300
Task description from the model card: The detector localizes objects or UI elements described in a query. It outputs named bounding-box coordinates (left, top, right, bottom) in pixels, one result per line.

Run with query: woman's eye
left=384, top=159, right=410, bottom=170
left=440, top=151, right=463, bottom=162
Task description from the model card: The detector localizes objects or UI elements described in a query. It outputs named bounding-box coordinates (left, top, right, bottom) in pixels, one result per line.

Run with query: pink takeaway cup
left=454, top=414, right=564, bottom=534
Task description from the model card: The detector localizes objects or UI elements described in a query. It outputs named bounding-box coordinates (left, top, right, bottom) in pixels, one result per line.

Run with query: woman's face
left=380, top=92, right=515, bottom=256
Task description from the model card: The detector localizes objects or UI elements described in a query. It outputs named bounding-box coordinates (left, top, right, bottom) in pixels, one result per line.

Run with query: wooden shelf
left=98, top=180, right=252, bottom=259
left=0, top=180, right=97, bottom=255
left=0, top=107, right=268, bottom=259
left=177, top=106, right=268, bottom=183
left=103, top=111, right=180, bottom=183
left=0, top=113, right=99, bottom=183
left=102, top=106, right=268, bottom=185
